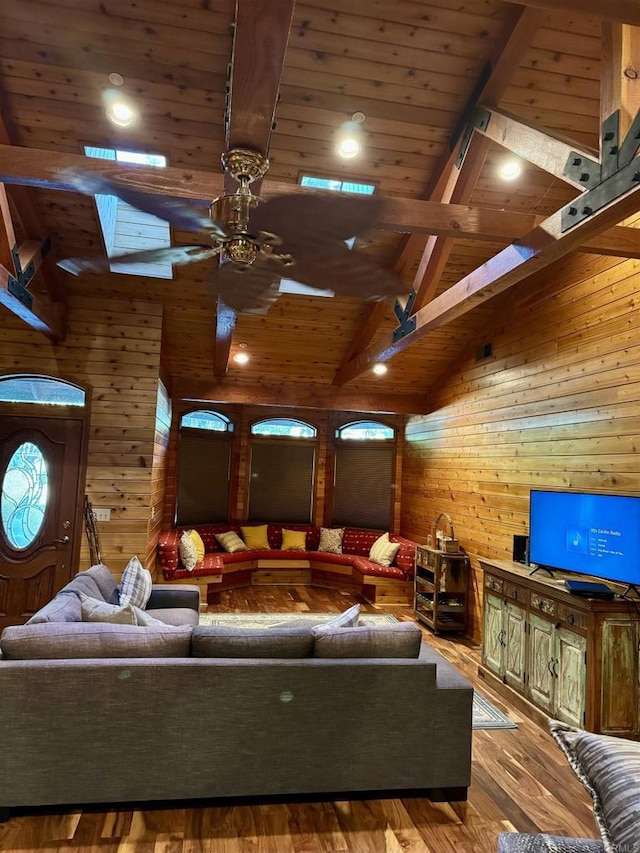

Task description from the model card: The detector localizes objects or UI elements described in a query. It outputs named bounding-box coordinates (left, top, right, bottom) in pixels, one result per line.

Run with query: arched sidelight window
left=251, top=418, right=316, bottom=438
left=336, top=420, right=394, bottom=441
left=0, top=375, right=85, bottom=406
left=248, top=418, right=317, bottom=523
left=332, top=420, right=396, bottom=531
left=176, top=409, right=234, bottom=525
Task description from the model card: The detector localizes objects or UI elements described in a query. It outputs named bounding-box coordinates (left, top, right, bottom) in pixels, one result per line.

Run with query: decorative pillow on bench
left=319, top=527, right=344, bottom=554
left=281, top=528, right=308, bottom=551
left=215, top=531, right=248, bottom=553
left=369, top=532, right=400, bottom=567
left=241, top=524, right=270, bottom=550
left=179, top=530, right=205, bottom=570
left=550, top=720, right=640, bottom=853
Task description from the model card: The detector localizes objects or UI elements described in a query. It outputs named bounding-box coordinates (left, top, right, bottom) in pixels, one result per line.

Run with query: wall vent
left=475, top=341, right=493, bottom=361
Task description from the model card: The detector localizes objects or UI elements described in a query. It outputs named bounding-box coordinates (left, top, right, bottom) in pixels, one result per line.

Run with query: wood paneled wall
left=402, top=251, right=640, bottom=642
left=146, top=378, right=171, bottom=576
left=0, top=295, right=163, bottom=577
left=160, top=402, right=405, bottom=550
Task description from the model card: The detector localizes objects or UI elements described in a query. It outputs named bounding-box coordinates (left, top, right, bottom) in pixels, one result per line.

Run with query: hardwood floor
left=0, top=585, right=599, bottom=852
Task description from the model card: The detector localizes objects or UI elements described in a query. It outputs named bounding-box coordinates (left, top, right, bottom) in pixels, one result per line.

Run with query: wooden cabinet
left=414, top=545, right=469, bottom=634
left=479, top=558, right=640, bottom=738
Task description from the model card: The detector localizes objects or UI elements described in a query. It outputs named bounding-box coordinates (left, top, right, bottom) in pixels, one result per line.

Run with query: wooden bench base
left=160, top=563, right=413, bottom=608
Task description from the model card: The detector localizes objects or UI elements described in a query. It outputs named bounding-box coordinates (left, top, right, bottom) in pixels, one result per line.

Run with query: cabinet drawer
left=485, top=575, right=503, bottom=593
left=504, top=582, right=527, bottom=605
left=557, top=603, right=588, bottom=630
left=531, top=592, right=556, bottom=617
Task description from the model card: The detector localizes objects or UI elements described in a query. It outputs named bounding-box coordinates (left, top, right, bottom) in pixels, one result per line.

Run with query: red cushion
left=352, top=557, right=406, bottom=580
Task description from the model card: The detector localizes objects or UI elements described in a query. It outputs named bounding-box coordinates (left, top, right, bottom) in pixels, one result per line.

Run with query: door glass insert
left=1, top=442, right=49, bottom=549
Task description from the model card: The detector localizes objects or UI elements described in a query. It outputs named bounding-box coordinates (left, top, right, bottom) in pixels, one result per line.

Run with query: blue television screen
left=529, top=490, right=640, bottom=585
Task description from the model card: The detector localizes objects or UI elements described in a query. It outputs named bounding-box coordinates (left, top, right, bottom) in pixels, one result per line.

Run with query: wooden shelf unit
left=479, top=558, right=640, bottom=738
left=414, top=545, right=469, bottom=634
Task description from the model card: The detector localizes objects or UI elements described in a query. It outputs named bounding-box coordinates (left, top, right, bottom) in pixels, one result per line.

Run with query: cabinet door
left=483, top=593, right=504, bottom=676
left=600, top=618, right=639, bottom=735
left=504, top=601, right=527, bottom=690
left=554, top=627, right=586, bottom=728
left=528, top=613, right=554, bottom=712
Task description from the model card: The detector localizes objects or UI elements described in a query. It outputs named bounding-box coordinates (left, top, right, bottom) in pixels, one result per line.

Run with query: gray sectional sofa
left=0, top=565, right=473, bottom=820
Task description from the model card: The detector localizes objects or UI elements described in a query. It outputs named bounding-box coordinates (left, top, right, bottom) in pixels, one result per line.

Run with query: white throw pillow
left=312, top=603, right=360, bottom=633
left=132, top=606, right=170, bottom=628
left=118, top=555, right=153, bottom=609
left=369, top=532, right=400, bottom=568
left=215, top=531, right=249, bottom=554
left=80, top=594, right=138, bottom=625
left=319, top=527, right=345, bottom=554
left=179, top=530, right=198, bottom=571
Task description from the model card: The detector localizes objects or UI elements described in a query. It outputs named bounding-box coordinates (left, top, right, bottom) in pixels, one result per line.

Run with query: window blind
left=248, top=442, right=315, bottom=523
left=176, top=432, right=231, bottom=525
left=332, top=443, right=394, bottom=530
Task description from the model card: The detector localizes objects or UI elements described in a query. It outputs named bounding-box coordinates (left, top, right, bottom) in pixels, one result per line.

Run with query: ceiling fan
left=57, top=148, right=405, bottom=314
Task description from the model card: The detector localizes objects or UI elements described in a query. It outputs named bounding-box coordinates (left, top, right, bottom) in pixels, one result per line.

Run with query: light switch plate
left=93, top=508, right=111, bottom=522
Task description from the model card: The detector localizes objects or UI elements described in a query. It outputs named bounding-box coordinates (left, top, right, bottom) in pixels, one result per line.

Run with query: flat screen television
left=529, top=489, right=640, bottom=587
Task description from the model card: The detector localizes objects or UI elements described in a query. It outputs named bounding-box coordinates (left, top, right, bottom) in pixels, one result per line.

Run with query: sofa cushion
left=549, top=720, right=640, bottom=853
left=241, top=524, right=270, bottom=549
left=119, top=555, right=153, bottom=609
left=319, top=527, right=344, bottom=554
left=281, top=528, right=308, bottom=551
left=369, top=532, right=401, bottom=567
left=26, top=591, right=82, bottom=624
left=81, top=564, right=118, bottom=601
left=313, top=622, right=422, bottom=659
left=215, top=530, right=248, bottom=553
left=192, top=625, right=314, bottom=658
left=0, top=622, right=192, bottom=659
left=145, top=607, right=200, bottom=627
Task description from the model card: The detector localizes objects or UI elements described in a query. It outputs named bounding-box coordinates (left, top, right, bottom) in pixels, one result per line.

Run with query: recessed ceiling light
left=499, top=159, right=522, bottom=181
left=233, top=352, right=250, bottom=365
left=335, top=114, right=365, bottom=160
left=108, top=72, right=125, bottom=87
left=372, top=363, right=388, bottom=375
left=103, top=90, right=138, bottom=128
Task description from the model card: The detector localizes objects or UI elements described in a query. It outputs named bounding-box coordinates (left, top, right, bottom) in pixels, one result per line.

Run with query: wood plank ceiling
left=0, top=0, right=635, bottom=412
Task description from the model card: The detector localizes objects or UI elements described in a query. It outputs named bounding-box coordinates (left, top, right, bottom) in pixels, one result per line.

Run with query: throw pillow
left=313, top=622, right=422, bottom=659
left=118, top=555, right=153, bottom=609
left=179, top=530, right=198, bottom=571
left=549, top=720, right=640, bottom=853
left=132, top=606, right=170, bottom=628
left=215, top=530, right=249, bottom=554
left=312, top=603, right=360, bottom=631
left=80, top=594, right=138, bottom=625
left=319, top=527, right=344, bottom=554
left=281, top=528, right=308, bottom=551
left=241, top=524, right=270, bottom=550
left=369, top=532, right=400, bottom=567
left=189, top=528, right=205, bottom=562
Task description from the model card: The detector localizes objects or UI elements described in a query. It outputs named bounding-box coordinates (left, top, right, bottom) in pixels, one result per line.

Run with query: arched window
left=337, top=420, right=394, bottom=440
left=0, top=375, right=85, bottom=406
left=181, top=410, right=233, bottom=432
left=248, top=418, right=317, bottom=523
left=176, top=410, right=234, bottom=525
left=251, top=418, right=316, bottom=438
left=332, top=420, right=396, bottom=531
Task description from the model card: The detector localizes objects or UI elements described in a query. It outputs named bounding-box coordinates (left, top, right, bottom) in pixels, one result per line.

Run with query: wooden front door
left=0, top=414, right=86, bottom=628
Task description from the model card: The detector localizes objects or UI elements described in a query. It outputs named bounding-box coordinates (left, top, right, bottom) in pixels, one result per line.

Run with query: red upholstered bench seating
left=157, top=523, right=418, bottom=605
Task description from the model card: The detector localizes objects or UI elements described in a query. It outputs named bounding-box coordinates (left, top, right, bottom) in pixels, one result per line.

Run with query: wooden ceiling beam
left=172, top=377, right=430, bottom=416
left=475, top=108, right=600, bottom=189
left=506, top=1, right=640, bottom=27
left=334, top=171, right=640, bottom=385
left=601, top=23, right=640, bottom=139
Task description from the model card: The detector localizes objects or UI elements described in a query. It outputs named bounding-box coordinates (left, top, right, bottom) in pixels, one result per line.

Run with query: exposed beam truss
left=506, top=0, right=640, bottom=27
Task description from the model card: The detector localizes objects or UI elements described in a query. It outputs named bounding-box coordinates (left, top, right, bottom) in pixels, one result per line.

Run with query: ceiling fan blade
left=60, top=167, right=227, bottom=238
left=284, top=244, right=406, bottom=301
left=214, top=260, right=281, bottom=314
left=58, top=244, right=218, bottom=276
left=249, top=193, right=387, bottom=253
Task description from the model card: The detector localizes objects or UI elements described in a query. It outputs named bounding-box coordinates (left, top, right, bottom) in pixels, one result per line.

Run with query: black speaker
left=512, top=534, right=529, bottom=564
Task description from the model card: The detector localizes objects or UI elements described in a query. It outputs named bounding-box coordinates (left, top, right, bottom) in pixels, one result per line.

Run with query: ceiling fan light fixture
left=372, top=362, right=388, bottom=375
left=103, top=90, right=138, bottom=128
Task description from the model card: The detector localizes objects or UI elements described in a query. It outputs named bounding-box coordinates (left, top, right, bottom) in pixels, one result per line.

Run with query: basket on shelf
left=431, top=512, right=460, bottom=553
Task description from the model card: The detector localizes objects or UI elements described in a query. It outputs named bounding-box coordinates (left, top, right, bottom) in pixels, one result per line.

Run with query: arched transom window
left=251, top=418, right=316, bottom=438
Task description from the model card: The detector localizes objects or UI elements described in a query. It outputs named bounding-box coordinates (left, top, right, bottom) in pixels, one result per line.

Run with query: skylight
left=279, top=176, right=375, bottom=297
left=84, top=147, right=172, bottom=279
